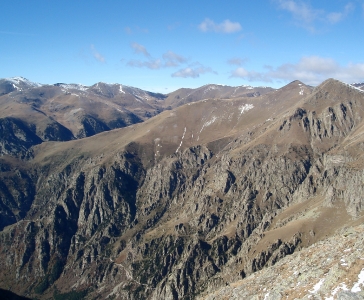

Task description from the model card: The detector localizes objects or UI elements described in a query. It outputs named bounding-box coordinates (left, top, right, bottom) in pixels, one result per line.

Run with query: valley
left=0, top=77, right=364, bottom=299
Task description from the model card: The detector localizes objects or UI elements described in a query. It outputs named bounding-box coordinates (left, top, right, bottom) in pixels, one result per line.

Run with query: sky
left=1, top=0, right=364, bottom=93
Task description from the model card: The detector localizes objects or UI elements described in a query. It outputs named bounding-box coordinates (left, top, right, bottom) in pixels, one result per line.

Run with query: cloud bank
left=198, top=18, right=242, bottom=33
left=230, top=56, right=364, bottom=85
left=131, top=42, right=151, bottom=57
left=276, top=0, right=354, bottom=31
left=227, top=57, right=249, bottom=66
left=90, top=44, right=105, bottom=63
left=127, top=44, right=207, bottom=76
left=172, top=63, right=217, bottom=78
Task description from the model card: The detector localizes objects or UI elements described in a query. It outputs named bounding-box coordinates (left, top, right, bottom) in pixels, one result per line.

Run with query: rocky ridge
left=201, top=224, right=364, bottom=300
left=0, top=79, right=363, bottom=299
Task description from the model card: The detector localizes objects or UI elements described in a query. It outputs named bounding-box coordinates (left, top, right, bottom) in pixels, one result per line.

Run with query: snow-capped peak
left=6, top=76, right=42, bottom=88
left=57, top=83, right=89, bottom=91
left=119, top=84, right=125, bottom=94
left=334, top=79, right=364, bottom=94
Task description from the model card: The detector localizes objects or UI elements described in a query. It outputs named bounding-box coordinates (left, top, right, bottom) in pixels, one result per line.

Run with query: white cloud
left=131, top=42, right=150, bottom=57
left=124, top=26, right=149, bottom=34
left=327, top=3, right=354, bottom=24
left=127, top=50, right=187, bottom=70
left=267, top=56, right=339, bottom=83
left=198, top=18, right=242, bottom=33
left=231, top=67, right=272, bottom=82
left=227, top=57, right=249, bottom=66
left=127, top=59, right=162, bottom=70
left=277, top=0, right=318, bottom=23
left=172, top=63, right=217, bottom=78
left=90, top=44, right=105, bottom=63
left=230, top=56, right=364, bottom=85
left=163, top=51, right=187, bottom=67
left=276, top=1, right=355, bottom=31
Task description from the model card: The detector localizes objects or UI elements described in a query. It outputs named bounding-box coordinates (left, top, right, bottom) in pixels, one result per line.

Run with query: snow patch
left=348, top=83, right=364, bottom=93
left=175, top=127, right=186, bottom=153
left=6, top=76, right=42, bottom=88
left=204, top=116, right=217, bottom=127
left=59, top=83, right=88, bottom=91
left=200, top=116, right=217, bottom=133
left=12, top=83, right=21, bottom=91
left=351, top=268, right=364, bottom=293
left=326, top=283, right=349, bottom=299
left=203, top=85, right=220, bottom=94
left=336, top=80, right=364, bottom=94
left=239, top=104, right=254, bottom=114
left=310, top=278, right=325, bottom=293
left=119, top=84, right=125, bottom=94
left=231, top=86, right=240, bottom=96
left=240, top=84, right=254, bottom=90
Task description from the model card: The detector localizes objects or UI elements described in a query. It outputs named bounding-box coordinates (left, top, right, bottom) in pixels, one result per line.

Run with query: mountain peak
left=5, top=76, right=42, bottom=88
left=54, top=83, right=89, bottom=91
left=316, top=78, right=364, bottom=94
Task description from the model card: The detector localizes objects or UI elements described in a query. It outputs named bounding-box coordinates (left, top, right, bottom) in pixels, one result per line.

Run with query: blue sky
left=1, top=0, right=364, bottom=93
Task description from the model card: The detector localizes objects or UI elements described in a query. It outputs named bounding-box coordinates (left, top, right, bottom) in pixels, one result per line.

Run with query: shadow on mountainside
left=0, top=288, right=31, bottom=300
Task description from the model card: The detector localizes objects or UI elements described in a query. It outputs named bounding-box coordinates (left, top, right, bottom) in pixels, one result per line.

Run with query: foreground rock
left=201, top=224, right=364, bottom=299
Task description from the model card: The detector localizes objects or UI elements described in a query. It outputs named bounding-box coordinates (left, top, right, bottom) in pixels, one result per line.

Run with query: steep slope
left=0, top=77, right=42, bottom=96
left=351, top=82, right=364, bottom=91
left=0, top=78, right=165, bottom=144
left=0, top=79, right=363, bottom=299
left=0, top=78, right=276, bottom=153
left=201, top=224, right=364, bottom=299
left=164, top=84, right=275, bottom=108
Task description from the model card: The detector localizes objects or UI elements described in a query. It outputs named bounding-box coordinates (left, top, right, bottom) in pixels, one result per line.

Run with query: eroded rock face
left=0, top=142, right=309, bottom=298
left=201, top=225, right=364, bottom=300
left=0, top=79, right=364, bottom=299
left=0, top=117, right=42, bottom=157
left=0, top=137, right=360, bottom=299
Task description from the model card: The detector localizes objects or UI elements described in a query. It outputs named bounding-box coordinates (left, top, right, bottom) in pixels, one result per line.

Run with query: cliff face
left=0, top=79, right=364, bottom=299
left=201, top=224, right=364, bottom=300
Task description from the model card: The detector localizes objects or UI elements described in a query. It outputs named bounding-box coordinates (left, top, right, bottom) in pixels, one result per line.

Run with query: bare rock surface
left=201, top=224, right=364, bottom=299
left=0, top=78, right=363, bottom=299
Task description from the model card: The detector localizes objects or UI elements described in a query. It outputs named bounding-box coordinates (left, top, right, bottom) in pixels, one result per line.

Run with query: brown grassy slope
left=29, top=80, right=311, bottom=166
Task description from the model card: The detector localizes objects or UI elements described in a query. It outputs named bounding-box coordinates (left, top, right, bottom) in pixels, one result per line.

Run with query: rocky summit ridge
left=0, top=78, right=364, bottom=299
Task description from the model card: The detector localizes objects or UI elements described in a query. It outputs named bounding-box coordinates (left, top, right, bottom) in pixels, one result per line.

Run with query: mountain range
left=0, top=77, right=364, bottom=299
left=0, top=77, right=273, bottom=152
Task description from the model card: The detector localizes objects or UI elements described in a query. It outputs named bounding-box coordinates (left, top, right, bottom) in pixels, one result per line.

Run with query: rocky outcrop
left=0, top=117, right=42, bottom=157
left=201, top=225, right=364, bottom=300
left=0, top=140, right=314, bottom=298
left=0, top=164, right=36, bottom=230
left=0, top=116, right=74, bottom=157
left=0, top=78, right=364, bottom=299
